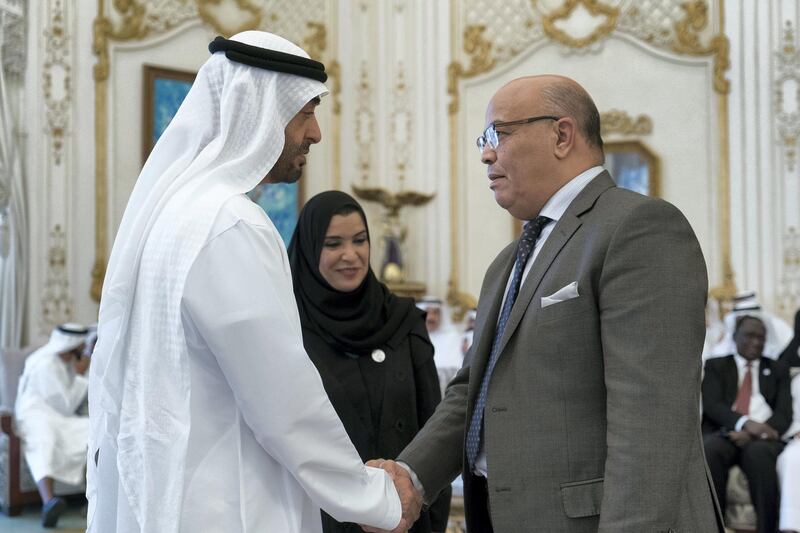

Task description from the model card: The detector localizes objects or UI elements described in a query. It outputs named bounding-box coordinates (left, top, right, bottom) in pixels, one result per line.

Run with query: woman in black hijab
left=779, top=308, right=800, bottom=369
left=288, top=191, right=450, bottom=533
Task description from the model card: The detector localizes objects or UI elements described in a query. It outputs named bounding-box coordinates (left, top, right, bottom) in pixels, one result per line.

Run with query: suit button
left=491, top=406, right=507, bottom=413
left=394, top=419, right=405, bottom=431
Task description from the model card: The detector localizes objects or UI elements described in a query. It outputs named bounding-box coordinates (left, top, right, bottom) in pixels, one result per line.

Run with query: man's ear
left=553, top=118, right=577, bottom=160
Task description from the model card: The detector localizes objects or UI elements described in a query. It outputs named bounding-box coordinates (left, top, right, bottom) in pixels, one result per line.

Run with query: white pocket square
left=541, top=281, right=579, bottom=308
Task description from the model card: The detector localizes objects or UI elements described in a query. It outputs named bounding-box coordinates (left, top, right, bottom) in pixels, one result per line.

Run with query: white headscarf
left=44, top=323, right=88, bottom=354
left=710, top=293, right=793, bottom=360
left=88, top=31, right=327, bottom=531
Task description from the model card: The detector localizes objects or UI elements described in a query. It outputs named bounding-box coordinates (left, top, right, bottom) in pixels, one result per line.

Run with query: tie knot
left=521, top=216, right=552, bottom=244
left=516, top=216, right=551, bottom=265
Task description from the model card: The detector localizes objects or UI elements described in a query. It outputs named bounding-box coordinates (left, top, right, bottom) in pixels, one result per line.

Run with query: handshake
left=360, top=459, right=424, bottom=533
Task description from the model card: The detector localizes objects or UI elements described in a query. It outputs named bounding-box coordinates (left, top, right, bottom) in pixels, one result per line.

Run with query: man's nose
left=308, top=116, right=322, bottom=144
left=481, top=145, right=496, bottom=165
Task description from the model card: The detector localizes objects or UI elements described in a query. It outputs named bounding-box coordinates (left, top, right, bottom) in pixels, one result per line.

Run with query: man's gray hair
left=539, top=81, right=604, bottom=152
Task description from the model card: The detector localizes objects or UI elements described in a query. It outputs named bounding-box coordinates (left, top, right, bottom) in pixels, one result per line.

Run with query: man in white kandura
left=87, top=31, right=419, bottom=533
left=15, top=323, right=90, bottom=528
left=416, top=296, right=463, bottom=395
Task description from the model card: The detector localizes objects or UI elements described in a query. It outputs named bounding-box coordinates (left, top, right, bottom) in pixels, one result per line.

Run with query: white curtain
left=0, top=4, right=28, bottom=349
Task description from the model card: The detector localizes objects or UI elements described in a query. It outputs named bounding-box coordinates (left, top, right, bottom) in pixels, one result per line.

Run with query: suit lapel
left=758, top=358, right=774, bottom=402
left=495, top=172, right=615, bottom=355
left=466, top=244, right=516, bottom=402
left=722, top=356, right=739, bottom=405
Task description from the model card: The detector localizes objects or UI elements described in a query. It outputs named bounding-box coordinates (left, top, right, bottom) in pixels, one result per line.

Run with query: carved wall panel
left=447, top=0, right=731, bottom=313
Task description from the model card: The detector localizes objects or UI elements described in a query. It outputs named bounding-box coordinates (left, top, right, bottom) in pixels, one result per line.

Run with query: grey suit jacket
left=399, top=172, right=724, bottom=532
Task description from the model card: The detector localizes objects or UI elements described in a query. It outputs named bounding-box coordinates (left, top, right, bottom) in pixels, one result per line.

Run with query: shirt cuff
left=396, top=461, right=428, bottom=503
left=734, top=415, right=749, bottom=432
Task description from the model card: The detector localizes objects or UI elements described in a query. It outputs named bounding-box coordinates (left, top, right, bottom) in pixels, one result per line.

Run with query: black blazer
left=702, top=355, right=793, bottom=435
left=302, top=317, right=451, bottom=533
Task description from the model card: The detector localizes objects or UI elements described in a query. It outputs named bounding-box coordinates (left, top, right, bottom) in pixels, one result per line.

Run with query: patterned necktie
left=465, top=215, right=552, bottom=469
left=733, top=361, right=753, bottom=415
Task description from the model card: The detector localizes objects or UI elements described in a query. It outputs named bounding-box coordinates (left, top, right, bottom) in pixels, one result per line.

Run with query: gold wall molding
left=447, top=25, right=496, bottom=116
left=40, top=224, right=73, bottom=333
left=91, top=0, right=332, bottom=301
left=539, top=0, right=620, bottom=49
left=670, top=0, right=730, bottom=95
left=775, top=21, right=800, bottom=173
left=447, top=0, right=734, bottom=315
left=390, top=62, right=411, bottom=186
left=600, top=109, right=652, bottom=137
left=355, top=61, right=374, bottom=183
left=43, top=0, right=71, bottom=166
left=197, top=0, right=262, bottom=35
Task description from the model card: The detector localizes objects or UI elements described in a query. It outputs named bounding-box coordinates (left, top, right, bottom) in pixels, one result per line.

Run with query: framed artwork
left=142, top=64, right=302, bottom=245
left=605, top=141, right=660, bottom=197
left=142, top=65, right=196, bottom=164
left=247, top=182, right=303, bottom=245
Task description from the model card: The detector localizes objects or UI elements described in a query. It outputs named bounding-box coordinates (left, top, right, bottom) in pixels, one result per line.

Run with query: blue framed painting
left=143, top=64, right=301, bottom=245
left=604, top=141, right=660, bottom=197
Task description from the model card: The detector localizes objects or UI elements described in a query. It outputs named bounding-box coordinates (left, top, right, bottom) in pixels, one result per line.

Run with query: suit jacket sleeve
left=766, top=361, right=793, bottom=435
left=408, top=328, right=452, bottom=531
left=596, top=199, right=708, bottom=532
left=701, top=358, right=743, bottom=431
left=397, top=361, right=469, bottom=503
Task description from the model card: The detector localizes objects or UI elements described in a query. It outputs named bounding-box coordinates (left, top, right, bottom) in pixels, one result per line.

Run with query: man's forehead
left=486, top=85, right=539, bottom=123
left=738, top=316, right=766, bottom=332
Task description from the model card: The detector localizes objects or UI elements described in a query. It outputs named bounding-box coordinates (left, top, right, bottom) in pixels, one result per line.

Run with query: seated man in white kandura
left=15, top=323, right=90, bottom=528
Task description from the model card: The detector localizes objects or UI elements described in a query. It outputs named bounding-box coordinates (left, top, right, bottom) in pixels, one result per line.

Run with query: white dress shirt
left=732, top=353, right=773, bottom=431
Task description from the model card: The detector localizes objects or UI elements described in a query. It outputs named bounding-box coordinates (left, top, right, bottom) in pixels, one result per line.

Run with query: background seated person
left=702, top=315, right=793, bottom=533
left=779, top=308, right=800, bottom=368
left=14, top=323, right=90, bottom=528
left=415, top=296, right=462, bottom=396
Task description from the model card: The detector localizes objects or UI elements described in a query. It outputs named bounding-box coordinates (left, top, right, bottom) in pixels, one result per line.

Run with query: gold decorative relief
left=600, top=110, right=653, bottom=136
left=355, top=62, right=374, bottom=183
left=92, top=0, right=332, bottom=301
left=391, top=62, right=412, bottom=187
left=539, top=0, right=620, bottom=49
left=196, top=0, right=263, bottom=36
left=447, top=25, right=496, bottom=115
left=43, top=0, right=71, bottom=166
left=40, top=224, right=73, bottom=333
left=671, top=0, right=730, bottom=95
left=327, top=59, right=341, bottom=115
left=303, top=21, right=326, bottom=61
left=775, top=21, right=800, bottom=172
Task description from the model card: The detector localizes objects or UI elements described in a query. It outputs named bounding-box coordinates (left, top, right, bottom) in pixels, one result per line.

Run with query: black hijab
left=287, top=191, right=418, bottom=356
left=779, top=309, right=800, bottom=368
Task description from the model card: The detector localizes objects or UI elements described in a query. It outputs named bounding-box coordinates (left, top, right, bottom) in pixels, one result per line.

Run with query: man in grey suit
left=367, top=75, right=724, bottom=532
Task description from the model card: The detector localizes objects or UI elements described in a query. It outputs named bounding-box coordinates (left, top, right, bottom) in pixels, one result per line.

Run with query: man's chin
left=264, top=167, right=303, bottom=184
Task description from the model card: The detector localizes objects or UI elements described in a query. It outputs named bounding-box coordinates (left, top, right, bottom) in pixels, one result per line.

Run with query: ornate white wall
left=16, top=0, right=800, bottom=343
left=726, top=0, right=800, bottom=320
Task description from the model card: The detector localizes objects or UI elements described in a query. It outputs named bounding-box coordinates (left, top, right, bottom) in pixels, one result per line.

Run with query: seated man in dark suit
left=703, top=315, right=793, bottom=533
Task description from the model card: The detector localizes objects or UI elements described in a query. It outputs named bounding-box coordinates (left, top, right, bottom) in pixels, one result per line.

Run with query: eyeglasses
left=476, top=115, right=561, bottom=151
